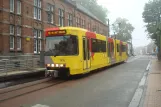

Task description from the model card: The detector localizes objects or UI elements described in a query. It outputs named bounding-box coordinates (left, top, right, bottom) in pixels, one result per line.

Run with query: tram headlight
left=56, top=64, right=59, bottom=67
left=51, top=64, right=55, bottom=67
left=60, top=64, right=64, bottom=67
left=47, top=64, right=50, bottom=67
left=47, top=64, right=65, bottom=67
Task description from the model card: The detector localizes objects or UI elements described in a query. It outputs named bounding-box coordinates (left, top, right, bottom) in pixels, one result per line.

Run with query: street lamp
left=112, top=23, right=121, bottom=57
left=112, top=23, right=121, bottom=39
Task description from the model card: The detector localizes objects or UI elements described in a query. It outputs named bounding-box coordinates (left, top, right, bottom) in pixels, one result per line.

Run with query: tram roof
left=45, top=27, right=127, bottom=44
left=45, top=27, right=88, bottom=32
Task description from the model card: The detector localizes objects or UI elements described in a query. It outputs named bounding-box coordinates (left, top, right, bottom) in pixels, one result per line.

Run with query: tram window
left=122, top=45, right=127, bottom=52
left=92, top=39, right=98, bottom=52
left=121, top=45, right=124, bottom=52
left=83, top=38, right=86, bottom=60
left=125, top=45, right=127, bottom=52
left=91, top=39, right=106, bottom=52
left=120, top=44, right=122, bottom=52
left=97, top=40, right=102, bottom=52
left=108, top=43, right=111, bottom=57
left=101, top=41, right=106, bottom=52
left=117, top=44, right=120, bottom=52
left=45, top=35, right=78, bottom=56
left=87, top=39, right=90, bottom=60
left=111, top=42, right=114, bottom=53
left=122, top=45, right=124, bottom=52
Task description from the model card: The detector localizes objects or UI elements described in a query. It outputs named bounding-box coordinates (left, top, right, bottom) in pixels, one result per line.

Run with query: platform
left=0, top=68, right=46, bottom=81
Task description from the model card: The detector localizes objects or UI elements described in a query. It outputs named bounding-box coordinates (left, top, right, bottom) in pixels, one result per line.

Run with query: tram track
left=0, top=76, right=46, bottom=89
left=0, top=78, right=66, bottom=102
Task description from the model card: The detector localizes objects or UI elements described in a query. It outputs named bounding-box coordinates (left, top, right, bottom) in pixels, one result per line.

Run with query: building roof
left=65, top=0, right=107, bottom=26
left=64, top=0, right=76, bottom=6
left=76, top=3, right=100, bottom=21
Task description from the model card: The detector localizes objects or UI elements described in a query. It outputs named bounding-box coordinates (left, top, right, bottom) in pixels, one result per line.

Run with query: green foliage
left=112, top=18, right=134, bottom=42
left=76, top=0, right=108, bottom=23
left=142, top=0, right=161, bottom=44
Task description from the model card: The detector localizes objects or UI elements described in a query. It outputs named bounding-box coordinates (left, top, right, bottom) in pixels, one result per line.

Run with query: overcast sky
left=97, top=0, right=151, bottom=47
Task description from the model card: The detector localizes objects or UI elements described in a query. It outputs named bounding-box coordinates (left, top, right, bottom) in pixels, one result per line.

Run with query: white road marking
left=31, top=104, right=50, bottom=107
left=146, top=61, right=152, bottom=71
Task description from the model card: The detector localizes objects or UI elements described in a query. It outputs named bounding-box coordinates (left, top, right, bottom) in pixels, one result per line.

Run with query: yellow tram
left=44, top=27, right=128, bottom=78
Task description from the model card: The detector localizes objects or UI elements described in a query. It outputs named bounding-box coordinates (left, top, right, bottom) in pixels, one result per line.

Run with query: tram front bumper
left=45, top=70, right=59, bottom=78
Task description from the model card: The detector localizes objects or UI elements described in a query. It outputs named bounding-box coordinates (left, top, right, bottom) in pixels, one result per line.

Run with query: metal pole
left=157, top=7, right=161, bottom=60
left=114, top=32, right=117, bottom=58
left=131, top=37, right=133, bottom=55
left=108, top=19, right=110, bottom=37
left=40, top=51, right=45, bottom=67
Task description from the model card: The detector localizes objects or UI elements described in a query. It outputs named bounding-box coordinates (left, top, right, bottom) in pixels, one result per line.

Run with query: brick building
left=0, top=0, right=109, bottom=55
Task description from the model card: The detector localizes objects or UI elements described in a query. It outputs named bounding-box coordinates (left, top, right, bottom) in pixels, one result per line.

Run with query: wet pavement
left=143, top=58, right=161, bottom=107
left=0, top=56, right=151, bottom=107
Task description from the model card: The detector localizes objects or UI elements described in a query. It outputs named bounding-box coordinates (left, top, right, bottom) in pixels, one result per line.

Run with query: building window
left=76, top=17, right=80, bottom=27
left=97, top=26, right=99, bottom=33
left=47, top=4, right=54, bottom=24
left=10, top=0, right=14, bottom=13
left=82, top=20, right=85, bottom=28
left=68, top=13, right=73, bottom=26
left=10, top=25, right=14, bottom=35
left=93, top=25, right=96, bottom=32
left=95, top=25, right=98, bottom=33
left=33, top=29, right=42, bottom=54
left=17, top=26, right=21, bottom=50
left=76, top=17, right=78, bottom=27
left=58, top=8, right=64, bottom=26
left=17, top=0, right=21, bottom=14
left=10, top=36, right=14, bottom=50
left=81, top=19, right=83, bottom=28
left=10, top=25, right=14, bottom=50
left=34, top=0, right=41, bottom=20
left=79, top=18, right=81, bottom=27
left=88, top=23, right=91, bottom=31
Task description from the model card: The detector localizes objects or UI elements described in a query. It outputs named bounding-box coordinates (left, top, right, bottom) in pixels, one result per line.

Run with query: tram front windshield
left=45, top=35, right=78, bottom=56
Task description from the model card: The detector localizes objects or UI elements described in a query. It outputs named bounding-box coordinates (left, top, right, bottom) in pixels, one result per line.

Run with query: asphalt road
left=0, top=56, right=151, bottom=107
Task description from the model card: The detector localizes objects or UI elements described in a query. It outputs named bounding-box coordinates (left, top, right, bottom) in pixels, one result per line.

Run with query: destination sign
left=47, top=30, right=66, bottom=36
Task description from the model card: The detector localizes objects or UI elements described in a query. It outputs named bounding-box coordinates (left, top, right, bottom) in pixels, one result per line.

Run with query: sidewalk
left=143, top=59, right=161, bottom=107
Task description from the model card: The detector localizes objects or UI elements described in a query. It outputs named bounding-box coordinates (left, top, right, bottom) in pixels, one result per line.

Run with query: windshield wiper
left=45, top=49, right=55, bottom=56
left=45, top=49, right=60, bottom=57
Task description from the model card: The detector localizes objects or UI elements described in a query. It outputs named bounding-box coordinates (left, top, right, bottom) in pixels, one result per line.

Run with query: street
left=0, top=56, right=151, bottom=107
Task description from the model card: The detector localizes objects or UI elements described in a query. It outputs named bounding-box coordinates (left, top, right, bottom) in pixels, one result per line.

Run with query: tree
left=75, top=0, right=108, bottom=23
left=142, top=0, right=161, bottom=60
left=142, top=0, right=161, bottom=42
left=112, top=18, right=135, bottom=42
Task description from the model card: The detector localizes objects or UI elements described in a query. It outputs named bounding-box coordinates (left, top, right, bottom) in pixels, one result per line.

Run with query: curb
left=128, top=60, right=151, bottom=107
left=146, top=60, right=152, bottom=71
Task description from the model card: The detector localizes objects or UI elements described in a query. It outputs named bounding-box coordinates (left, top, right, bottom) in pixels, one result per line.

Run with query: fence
left=0, top=55, right=43, bottom=77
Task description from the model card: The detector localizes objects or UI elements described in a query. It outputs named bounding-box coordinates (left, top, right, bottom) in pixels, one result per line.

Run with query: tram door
left=83, top=37, right=91, bottom=70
